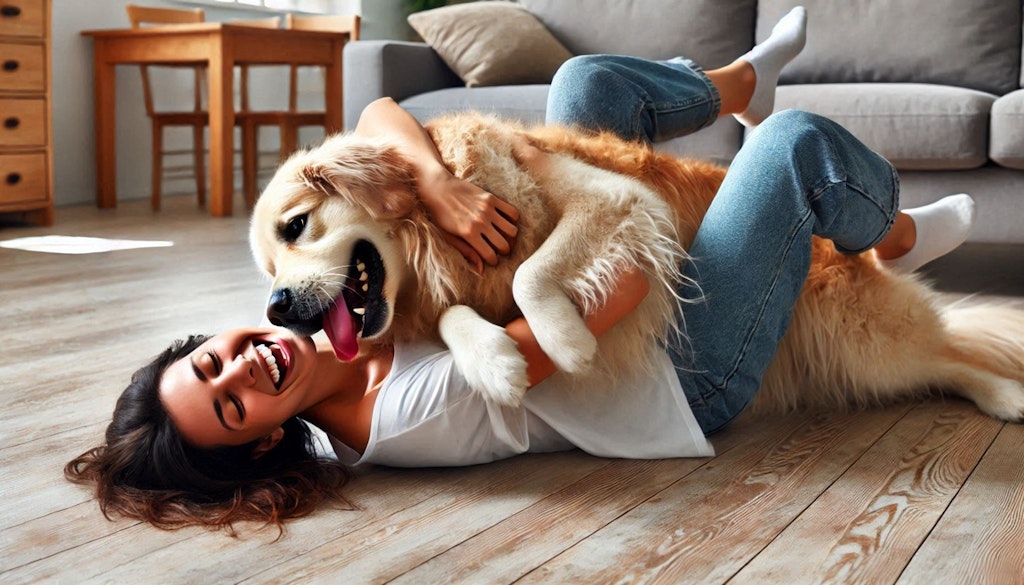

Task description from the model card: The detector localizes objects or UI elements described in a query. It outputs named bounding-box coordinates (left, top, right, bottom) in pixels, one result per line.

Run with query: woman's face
left=159, top=327, right=318, bottom=449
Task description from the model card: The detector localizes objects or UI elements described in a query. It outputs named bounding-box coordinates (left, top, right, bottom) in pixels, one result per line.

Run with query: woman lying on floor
left=67, top=7, right=977, bottom=531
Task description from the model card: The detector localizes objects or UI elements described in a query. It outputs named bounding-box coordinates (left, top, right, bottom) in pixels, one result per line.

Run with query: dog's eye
left=281, top=214, right=308, bottom=243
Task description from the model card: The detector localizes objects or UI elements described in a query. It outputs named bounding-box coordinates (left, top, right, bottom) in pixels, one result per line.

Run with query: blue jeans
left=548, top=56, right=900, bottom=434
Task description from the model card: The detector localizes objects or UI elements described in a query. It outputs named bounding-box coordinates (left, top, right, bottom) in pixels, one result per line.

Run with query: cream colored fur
left=251, top=113, right=1024, bottom=420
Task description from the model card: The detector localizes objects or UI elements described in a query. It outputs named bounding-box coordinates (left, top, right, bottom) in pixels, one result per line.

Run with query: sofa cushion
left=774, top=84, right=995, bottom=170
left=519, top=0, right=756, bottom=69
left=408, top=1, right=572, bottom=88
left=991, top=90, right=1024, bottom=170
left=758, top=0, right=1022, bottom=95
left=401, top=85, right=552, bottom=126
left=655, top=118, right=743, bottom=167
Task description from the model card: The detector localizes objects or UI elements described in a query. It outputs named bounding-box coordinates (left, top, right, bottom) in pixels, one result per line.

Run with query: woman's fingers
left=493, top=195, right=521, bottom=223
left=419, top=170, right=522, bottom=267
left=442, top=232, right=485, bottom=275
left=510, top=134, right=551, bottom=177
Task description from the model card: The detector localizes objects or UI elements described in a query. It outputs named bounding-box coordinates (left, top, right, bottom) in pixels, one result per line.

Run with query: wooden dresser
left=0, top=0, right=52, bottom=225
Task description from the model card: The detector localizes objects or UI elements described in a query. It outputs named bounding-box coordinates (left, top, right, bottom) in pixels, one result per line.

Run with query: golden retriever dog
left=250, top=112, right=1024, bottom=420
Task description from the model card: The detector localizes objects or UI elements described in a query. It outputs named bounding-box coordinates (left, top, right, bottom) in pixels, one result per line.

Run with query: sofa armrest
left=343, top=40, right=463, bottom=130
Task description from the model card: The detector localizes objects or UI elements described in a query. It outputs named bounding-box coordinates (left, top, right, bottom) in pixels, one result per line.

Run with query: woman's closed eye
left=207, top=351, right=222, bottom=376
left=228, top=394, right=245, bottom=422
left=190, top=351, right=222, bottom=382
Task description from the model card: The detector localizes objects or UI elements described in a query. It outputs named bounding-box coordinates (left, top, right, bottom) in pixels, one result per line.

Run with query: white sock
left=881, top=194, right=976, bottom=273
left=734, top=6, right=807, bottom=127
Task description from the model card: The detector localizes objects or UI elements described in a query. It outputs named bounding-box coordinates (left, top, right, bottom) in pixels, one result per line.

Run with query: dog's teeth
left=362, top=283, right=369, bottom=292
left=359, top=271, right=368, bottom=282
left=353, top=307, right=366, bottom=315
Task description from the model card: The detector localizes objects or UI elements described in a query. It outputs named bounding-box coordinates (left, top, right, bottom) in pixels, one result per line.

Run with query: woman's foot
left=878, top=194, right=976, bottom=273
left=734, top=6, right=807, bottom=127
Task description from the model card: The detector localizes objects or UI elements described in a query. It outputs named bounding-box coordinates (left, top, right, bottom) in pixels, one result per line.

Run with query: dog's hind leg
left=938, top=304, right=1024, bottom=421
left=939, top=363, right=1024, bottom=422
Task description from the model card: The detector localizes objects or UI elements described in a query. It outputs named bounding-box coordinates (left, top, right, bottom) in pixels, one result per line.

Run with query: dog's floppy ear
left=300, top=140, right=419, bottom=220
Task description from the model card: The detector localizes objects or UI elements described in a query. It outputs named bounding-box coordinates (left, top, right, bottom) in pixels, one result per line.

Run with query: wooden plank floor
left=2, top=196, right=1023, bottom=584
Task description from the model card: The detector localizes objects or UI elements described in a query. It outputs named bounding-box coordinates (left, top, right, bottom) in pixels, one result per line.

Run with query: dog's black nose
left=267, top=288, right=292, bottom=326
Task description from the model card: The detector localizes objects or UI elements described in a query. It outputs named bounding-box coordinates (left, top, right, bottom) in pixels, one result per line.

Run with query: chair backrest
left=125, top=4, right=205, bottom=116
left=283, top=14, right=361, bottom=111
left=233, top=17, right=283, bottom=112
left=285, top=14, right=360, bottom=39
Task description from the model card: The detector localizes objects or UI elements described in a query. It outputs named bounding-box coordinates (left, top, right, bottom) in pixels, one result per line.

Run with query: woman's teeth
left=255, top=343, right=281, bottom=385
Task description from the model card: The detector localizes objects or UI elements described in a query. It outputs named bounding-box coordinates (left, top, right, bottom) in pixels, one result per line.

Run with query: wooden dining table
left=82, top=22, right=348, bottom=217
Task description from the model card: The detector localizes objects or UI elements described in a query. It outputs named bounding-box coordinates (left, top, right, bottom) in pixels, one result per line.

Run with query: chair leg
left=280, top=122, right=299, bottom=162
left=193, top=123, right=206, bottom=207
left=242, top=121, right=257, bottom=209
left=151, top=121, right=162, bottom=211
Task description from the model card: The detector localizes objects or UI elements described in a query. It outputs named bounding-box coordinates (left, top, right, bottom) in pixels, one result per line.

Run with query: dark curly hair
left=65, top=335, right=351, bottom=535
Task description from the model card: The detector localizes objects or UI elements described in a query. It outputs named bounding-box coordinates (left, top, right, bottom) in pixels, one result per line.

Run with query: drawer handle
left=1, top=5, right=22, bottom=17
left=2, top=60, right=19, bottom=72
left=3, top=117, right=18, bottom=129
left=5, top=172, right=21, bottom=186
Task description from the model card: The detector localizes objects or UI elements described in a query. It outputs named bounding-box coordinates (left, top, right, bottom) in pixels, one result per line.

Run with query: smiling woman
left=158, top=329, right=322, bottom=449
left=64, top=333, right=353, bottom=532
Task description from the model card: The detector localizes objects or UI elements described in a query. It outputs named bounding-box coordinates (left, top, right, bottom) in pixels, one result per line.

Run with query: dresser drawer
left=0, top=97, right=44, bottom=146
left=0, top=152, right=47, bottom=204
left=0, top=0, right=45, bottom=38
left=0, top=42, right=45, bottom=91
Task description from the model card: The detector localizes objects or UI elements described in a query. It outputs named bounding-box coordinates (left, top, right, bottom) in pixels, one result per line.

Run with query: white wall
left=51, top=0, right=408, bottom=208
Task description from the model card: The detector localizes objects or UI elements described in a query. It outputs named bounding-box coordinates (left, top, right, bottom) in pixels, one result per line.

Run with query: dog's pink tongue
left=323, top=295, right=359, bottom=361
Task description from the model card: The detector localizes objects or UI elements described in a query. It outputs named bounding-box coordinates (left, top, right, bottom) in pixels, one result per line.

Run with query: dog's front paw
left=513, top=270, right=597, bottom=375
left=439, top=305, right=529, bottom=406
left=534, top=320, right=598, bottom=375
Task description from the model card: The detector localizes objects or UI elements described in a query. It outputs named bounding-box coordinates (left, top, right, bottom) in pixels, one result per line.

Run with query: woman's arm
left=354, top=98, right=520, bottom=272
left=505, top=266, right=651, bottom=388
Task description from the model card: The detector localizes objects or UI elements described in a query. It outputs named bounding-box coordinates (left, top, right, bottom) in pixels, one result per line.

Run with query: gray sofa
left=345, top=0, right=1024, bottom=244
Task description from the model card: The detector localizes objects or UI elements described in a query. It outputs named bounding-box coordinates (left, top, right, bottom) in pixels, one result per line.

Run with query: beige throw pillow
left=408, top=1, right=573, bottom=87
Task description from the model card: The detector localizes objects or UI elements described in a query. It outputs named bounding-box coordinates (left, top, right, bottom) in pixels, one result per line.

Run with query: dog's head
left=250, top=134, right=418, bottom=361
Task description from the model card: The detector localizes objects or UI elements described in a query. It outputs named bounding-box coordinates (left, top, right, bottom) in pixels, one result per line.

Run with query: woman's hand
left=354, top=98, right=521, bottom=272
left=418, top=169, right=520, bottom=274
left=510, top=133, right=554, bottom=177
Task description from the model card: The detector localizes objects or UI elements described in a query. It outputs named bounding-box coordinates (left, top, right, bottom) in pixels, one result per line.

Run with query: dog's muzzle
left=266, top=288, right=323, bottom=335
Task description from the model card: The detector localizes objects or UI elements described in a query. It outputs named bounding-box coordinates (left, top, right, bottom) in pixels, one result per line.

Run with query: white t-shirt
left=329, top=340, right=714, bottom=467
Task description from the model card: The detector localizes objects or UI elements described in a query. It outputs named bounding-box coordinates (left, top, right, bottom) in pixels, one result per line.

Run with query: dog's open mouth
left=323, top=239, right=387, bottom=361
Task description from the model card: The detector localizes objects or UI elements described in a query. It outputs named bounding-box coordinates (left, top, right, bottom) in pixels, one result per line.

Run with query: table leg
left=93, top=39, right=117, bottom=208
left=207, top=35, right=235, bottom=217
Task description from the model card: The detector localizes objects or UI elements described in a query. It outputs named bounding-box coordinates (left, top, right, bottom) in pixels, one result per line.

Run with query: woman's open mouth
left=255, top=339, right=290, bottom=391
left=322, top=239, right=388, bottom=361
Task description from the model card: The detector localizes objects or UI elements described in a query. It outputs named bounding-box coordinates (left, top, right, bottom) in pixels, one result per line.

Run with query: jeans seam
left=662, top=58, right=721, bottom=131
left=697, top=207, right=813, bottom=402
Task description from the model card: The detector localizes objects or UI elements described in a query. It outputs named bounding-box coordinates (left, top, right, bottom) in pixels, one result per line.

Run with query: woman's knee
left=751, top=109, right=836, bottom=149
left=547, top=56, right=638, bottom=131
left=550, top=56, right=617, bottom=101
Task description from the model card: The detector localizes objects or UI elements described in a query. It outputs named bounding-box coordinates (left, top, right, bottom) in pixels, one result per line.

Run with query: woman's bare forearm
left=505, top=266, right=651, bottom=388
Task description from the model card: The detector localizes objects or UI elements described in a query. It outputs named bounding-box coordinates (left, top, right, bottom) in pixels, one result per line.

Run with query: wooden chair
left=240, top=13, right=361, bottom=207
left=125, top=4, right=207, bottom=210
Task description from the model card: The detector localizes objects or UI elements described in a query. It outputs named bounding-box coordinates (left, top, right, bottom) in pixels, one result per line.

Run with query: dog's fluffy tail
left=939, top=303, right=1024, bottom=421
